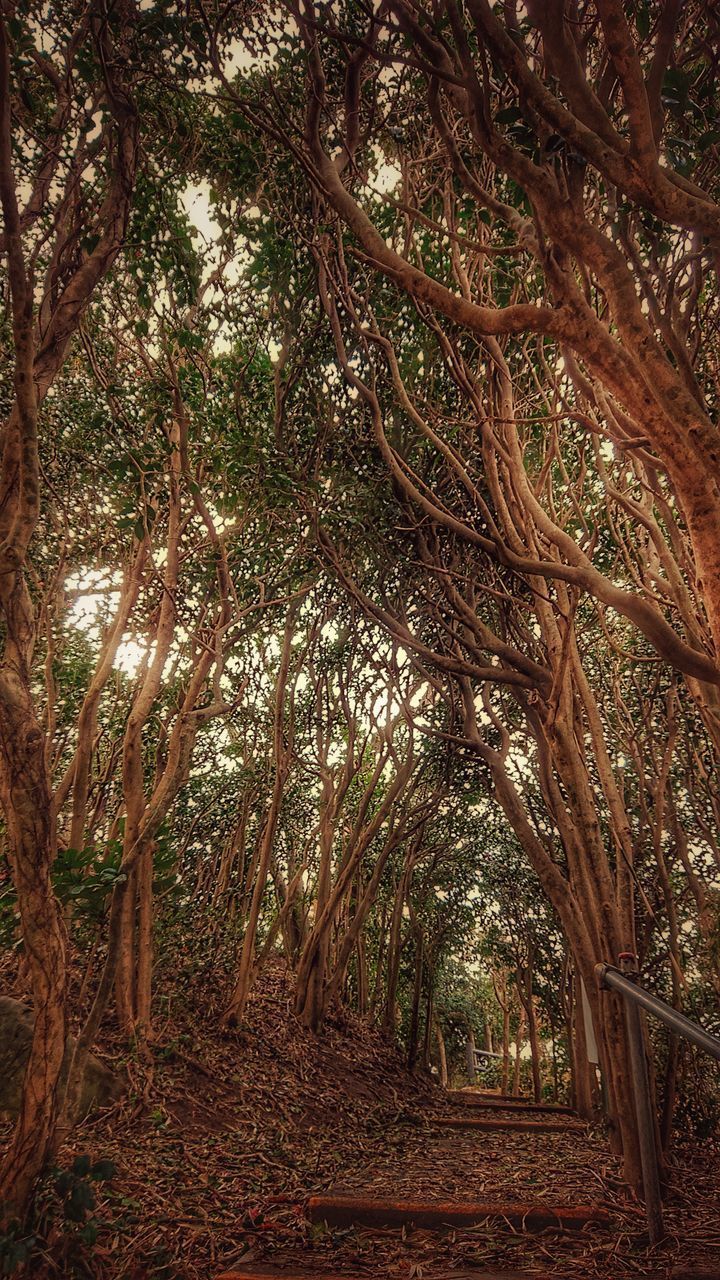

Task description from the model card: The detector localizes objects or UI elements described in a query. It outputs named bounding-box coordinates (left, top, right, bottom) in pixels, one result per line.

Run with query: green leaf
left=79, top=1220, right=99, bottom=1245
left=68, top=1180, right=95, bottom=1217
left=54, top=1170, right=74, bottom=1195
left=635, top=7, right=650, bottom=39
left=495, top=106, right=523, bottom=124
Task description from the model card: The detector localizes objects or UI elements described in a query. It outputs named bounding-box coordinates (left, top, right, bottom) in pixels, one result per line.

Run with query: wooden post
left=465, top=1028, right=476, bottom=1084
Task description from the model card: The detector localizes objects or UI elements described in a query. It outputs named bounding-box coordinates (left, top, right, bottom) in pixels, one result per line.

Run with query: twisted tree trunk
left=0, top=2, right=137, bottom=1213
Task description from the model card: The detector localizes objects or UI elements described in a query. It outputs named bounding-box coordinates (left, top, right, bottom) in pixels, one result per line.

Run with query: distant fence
left=464, top=1042, right=502, bottom=1080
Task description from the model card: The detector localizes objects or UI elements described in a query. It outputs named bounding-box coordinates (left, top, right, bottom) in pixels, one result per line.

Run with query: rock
left=0, top=996, right=124, bottom=1120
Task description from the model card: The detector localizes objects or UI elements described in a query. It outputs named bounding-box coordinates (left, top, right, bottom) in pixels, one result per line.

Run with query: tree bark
left=435, top=1019, right=448, bottom=1087
left=225, top=603, right=298, bottom=1025
left=0, top=2, right=138, bottom=1213
left=407, top=929, right=424, bottom=1072
left=512, top=1007, right=525, bottom=1096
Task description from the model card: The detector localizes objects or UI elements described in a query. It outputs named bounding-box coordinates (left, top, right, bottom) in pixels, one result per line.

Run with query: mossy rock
left=0, top=996, right=124, bottom=1120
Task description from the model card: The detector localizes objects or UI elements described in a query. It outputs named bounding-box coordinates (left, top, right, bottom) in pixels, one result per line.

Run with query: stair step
left=448, top=1092, right=576, bottom=1115
left=434, top=1115, right=585, bottom=1135
left=216, top=1270, right=375, bottom=1280
left=216, top=1270, right=560, bottom=1280
left=216, top=1271, right=360, bottom=1280
left=460, top=1091, right=531, bottom=1102
left=672, top=1271, right=720, bottom=1279
left=306, top=1193, right=610, bottom=1232
left=216, top=1271, right=673, bottom=1280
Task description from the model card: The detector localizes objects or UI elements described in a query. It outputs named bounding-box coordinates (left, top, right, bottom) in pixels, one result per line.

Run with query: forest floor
left=2, top=960, right=720, bottom=1280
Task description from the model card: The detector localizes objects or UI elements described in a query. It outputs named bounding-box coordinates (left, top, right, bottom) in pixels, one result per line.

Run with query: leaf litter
left=1, top=959, right=718, bottom=1280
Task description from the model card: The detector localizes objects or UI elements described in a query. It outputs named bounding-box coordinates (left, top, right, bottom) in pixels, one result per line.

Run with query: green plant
left=52, top=843, right=125, bottom=925
left=0, top=1156, right=114, bottom=1275
left=0, top=1222, right=37, bottom=1276
left=51, top=1154, right=116, bottom=1245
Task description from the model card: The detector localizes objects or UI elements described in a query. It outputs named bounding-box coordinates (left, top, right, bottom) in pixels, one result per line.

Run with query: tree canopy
left=1, top=0, right=720, bottom=1236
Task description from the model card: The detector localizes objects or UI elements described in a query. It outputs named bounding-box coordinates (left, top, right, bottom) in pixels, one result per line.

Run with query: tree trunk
left=512, top=1007, right=526, bottom=1095
left=295, top=796, right=333, bottom=1031
left=466, top=1023, right=477, bottom=1085
left=548, top=1011, right=559, bottom=1103
left=572, top=980, right=596, bottom=1121
left=356, top=933, right=368, bottom=1017
left=435, top=1020, right=448, bottom=1087
left=501, top=1004, right=511, bottom=1094
left=115, top=866, right=137, bottom=1033
left=527, top=996, right=543, bottom=1103
left=135, top=839, right=155, bottom=1036
left=369, top=903, right=389, bottom=1019
left=422, top=977, right=434, bottom=1070
left=0, top=692, right=67, bottom=1218
left=407, top=930, right=424, bottom=1072
left=0, top=8, right=138, bottom=1211
left=383, top=865, right=408, bottom=1035
left=660, top=1035, right=681, bottom=1154
left=225, top=604, right=297, bottom=1026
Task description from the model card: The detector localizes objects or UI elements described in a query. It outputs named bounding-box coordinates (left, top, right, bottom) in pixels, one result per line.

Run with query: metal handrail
left=596, top=957, right=720, bottom=1245
left=596, top=964, right=720, bottom=1061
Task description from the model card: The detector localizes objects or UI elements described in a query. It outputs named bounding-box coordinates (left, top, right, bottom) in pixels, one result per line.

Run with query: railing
left=596, top=955, right=720, bottom=1244
left=464, top=1042, right=502, bottom=1081
left=472, top=1048, right=503, bottom=1066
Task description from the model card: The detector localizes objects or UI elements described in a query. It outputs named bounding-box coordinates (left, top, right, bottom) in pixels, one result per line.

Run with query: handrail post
left=597, top=957, right=720, bottom=1243
left=465, top=1036, right=476, bottom=1085
left=615, top=954, right=665, bottom=1244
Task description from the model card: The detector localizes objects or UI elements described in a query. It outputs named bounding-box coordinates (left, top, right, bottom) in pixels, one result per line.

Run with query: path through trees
left=1, top=3, right=720, bottom=1266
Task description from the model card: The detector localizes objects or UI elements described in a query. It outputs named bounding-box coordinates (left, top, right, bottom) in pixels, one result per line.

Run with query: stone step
left=448, top=1091, right=576, bottom=1115
left=434, top=1115, right=585, bottom=1135
left=306, top=1193, right=610, bottom=1232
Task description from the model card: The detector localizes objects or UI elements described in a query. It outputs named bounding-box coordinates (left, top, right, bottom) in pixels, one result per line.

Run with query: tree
left=199, top=0, right=720, bottom=1190
left=0, top=0, right=140, bottom=1215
